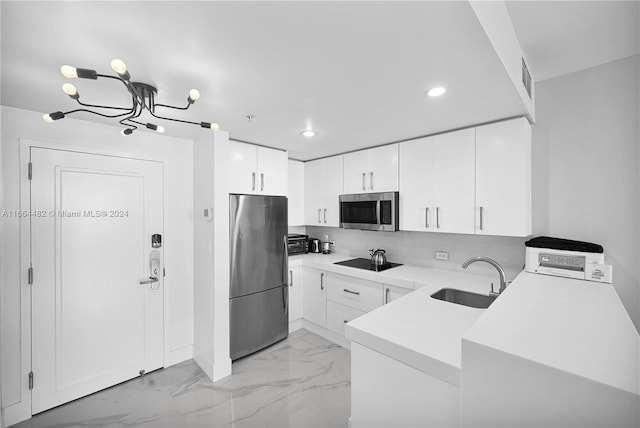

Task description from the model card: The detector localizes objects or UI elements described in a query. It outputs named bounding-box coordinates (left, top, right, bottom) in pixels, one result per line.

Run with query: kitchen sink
left=430, top=288, right=497, bottom=309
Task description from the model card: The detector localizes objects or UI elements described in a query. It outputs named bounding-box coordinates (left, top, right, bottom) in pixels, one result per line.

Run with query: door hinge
left=28, top=266, right=33, bottom=285
left=28, top=371, right=34, bottom=390
left=28, top=162, right=33, bottom=180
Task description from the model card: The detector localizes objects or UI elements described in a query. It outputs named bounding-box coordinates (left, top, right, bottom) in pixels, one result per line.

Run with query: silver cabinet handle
left=260, top=173, right=264, bottom=192
left=323, top=208, right=327, bottom=224
left=425, top=207, right=429, bottom=228
left=343, top=320, right=349, bottom=323
left=289, top=270, right=293, bottom=287
left=343, top=288, right=360, bottom=295
left=317, top=208, right=321, bottom=224
left=139, top=276, right=158, bottom=285
left=479, top=206, right=484, bottom=231
left=362, top=172, right=366, bottom=191
left=385, top=287, right=390, bottom=304
left=436, top=207, right=440, bottom=229
left=370, top=172, right=374, bottom=190
left=251, top=172, right=256, bottom=191
left=320, top=273, right=324, bottom=290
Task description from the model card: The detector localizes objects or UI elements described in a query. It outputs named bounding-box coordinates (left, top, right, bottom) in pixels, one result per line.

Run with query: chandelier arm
left=147, top=109, right=202, bottom=126
left=75, top=99, right=133, bottom=111
left=153, top=103, right=191, bottom=111
left=118, top=119, right=138, bottom=131
left=64, top=108, right=134, bottom=119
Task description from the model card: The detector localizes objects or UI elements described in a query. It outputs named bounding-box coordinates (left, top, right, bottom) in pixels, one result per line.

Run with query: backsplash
left=306, top=226, right=527, bottom=281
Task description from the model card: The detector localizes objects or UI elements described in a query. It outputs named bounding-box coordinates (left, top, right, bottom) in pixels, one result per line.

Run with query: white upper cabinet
left=304, top=155, right=343, bottom=227
left=287, top=159, right=305, bottom=226
left=432, top=129, right=476, bottom=234
left=343, top=144, right=398, bottom=194
left=475, top=117, right=531, bottom=237
left=228, top=140, right=287, bottom=196
left=399, top=129, right=475, bottom=234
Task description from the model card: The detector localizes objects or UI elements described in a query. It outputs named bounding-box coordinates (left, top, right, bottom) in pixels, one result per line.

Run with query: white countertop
left=289, top=252, right=499, bottom=386
left=463, top=271, right=640, bottom=395
left=289, top=252, right=640, bottom=395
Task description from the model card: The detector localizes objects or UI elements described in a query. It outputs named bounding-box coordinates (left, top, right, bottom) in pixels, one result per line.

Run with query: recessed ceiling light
left=301, top=130, right=316, bottom=137
left=427, top=87, right=446, bottom=97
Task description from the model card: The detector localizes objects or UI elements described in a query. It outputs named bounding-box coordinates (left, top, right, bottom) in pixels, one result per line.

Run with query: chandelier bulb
left=188, top=89, right=200, bottom=103
left=60, top=65, right=78, bottom=79
left=43, top=111, right=65, bottom=123
left=62, top=83, right=79, bottom=99
left=111, top=59, right=127, bottom=75
left=156, top=125, right=165, bottom=134
left=43, top=114, right=54, bottom=123
left=211, top=123, right=220, bottom=131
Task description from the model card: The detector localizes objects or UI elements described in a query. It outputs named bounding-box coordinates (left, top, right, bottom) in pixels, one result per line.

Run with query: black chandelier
left=44, top=58, right=220, bottom=136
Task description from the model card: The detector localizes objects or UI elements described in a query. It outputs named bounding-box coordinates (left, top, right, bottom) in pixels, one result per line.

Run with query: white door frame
left=12, top=138, right=170, bottom=422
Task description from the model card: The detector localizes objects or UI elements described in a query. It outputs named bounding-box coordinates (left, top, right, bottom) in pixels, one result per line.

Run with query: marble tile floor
left=12, top=329, right=351, bottom=428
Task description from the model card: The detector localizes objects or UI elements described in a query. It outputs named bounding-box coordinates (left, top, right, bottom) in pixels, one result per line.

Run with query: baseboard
left=193, top=347, right=214, bottom=381
left=166, top=344, right=193, bottom=367
left=289, top=318, right=303, bottom=332
left=301, top=320, right=351, bottom=350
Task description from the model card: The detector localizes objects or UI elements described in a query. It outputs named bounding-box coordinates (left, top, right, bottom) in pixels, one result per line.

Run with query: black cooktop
left=334, top=258, right=403, bottom=272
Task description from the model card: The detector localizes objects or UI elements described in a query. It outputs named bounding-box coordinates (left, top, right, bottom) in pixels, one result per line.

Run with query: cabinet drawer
left=327, top=301, right=366, bottom=336
left=327, top=273, right=383, bottom=312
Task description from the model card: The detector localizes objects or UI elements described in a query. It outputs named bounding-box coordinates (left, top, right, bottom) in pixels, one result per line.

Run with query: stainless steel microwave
left=339, top=191, right=399, bottom=231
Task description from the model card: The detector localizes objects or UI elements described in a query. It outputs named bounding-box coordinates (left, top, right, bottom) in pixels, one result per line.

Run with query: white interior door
left=30, top=147, right=164, bottom=414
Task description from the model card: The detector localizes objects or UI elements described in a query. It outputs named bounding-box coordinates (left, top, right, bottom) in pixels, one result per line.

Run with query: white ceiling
left=1, top=1, right=636, bottom=161
left=506, top=0, right=639, bottom=82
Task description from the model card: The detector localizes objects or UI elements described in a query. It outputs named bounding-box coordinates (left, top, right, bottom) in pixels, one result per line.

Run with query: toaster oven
left=287, top=234, right=308, bottom=255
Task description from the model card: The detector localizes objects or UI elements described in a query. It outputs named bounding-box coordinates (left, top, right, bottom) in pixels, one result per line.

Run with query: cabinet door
left=432, top=129, right=475, bottom=234
left=228, top=140, right=258, bottom=194
left=304, top=159, right=324, bottom=225
left=383, top=285, right=412, bottom=305
left=343, top=150, right=370, bottom=194
left=257, top=146, right=287, bottom=196
left=287, top=160, right=305, bottom=226
left=320, top=155, right=344, bottom=227
left=476, top=117, right=531, bottom=237
left=327, top=301, right=366, bottom=337
left=366, top=144, right=398, bottom=192
left=288, top=266, right=301, bottom=322
left=399, top=137, right=434, bottom=231
left=300, top=267, right=326, bottom=327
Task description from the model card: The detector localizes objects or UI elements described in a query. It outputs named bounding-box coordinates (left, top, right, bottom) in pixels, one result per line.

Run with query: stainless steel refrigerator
left=229, top=194, right=288, bottom=360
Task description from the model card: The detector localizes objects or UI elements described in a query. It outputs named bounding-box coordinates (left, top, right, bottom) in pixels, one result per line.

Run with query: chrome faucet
left=462, top=256, right=507, bottom=296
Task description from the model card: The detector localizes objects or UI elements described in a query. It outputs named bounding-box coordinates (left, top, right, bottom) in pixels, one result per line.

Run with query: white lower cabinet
left=384, top=284, right=412, bottom=304
left=300, top=266, right=327, bottom=327
left=327, top=301, right=366, bottom=336
left=288, top=265, right=301, bottom=323
left=351, top=342, right=459, bottom=428
left=327, top=273, right=383, bottom=312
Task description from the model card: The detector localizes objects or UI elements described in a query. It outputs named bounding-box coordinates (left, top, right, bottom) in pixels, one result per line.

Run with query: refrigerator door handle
left=282, top=234, right=288, bottom=286
left=283, top=283, right=288, bottom=314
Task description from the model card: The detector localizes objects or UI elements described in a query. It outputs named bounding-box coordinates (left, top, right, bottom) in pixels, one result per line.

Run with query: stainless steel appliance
left=287, top=234, right=308, bottom=255
left=230, top=194, right=288, bottom=361
left=308, top=238, right=321, bottom=253
left=339, top=191, right=399, bottom=231
left=524, top=236, right=612, bottom=283
left=334, top=257, right=402, bottom=272
left=369, top=249, right=387, bottom=266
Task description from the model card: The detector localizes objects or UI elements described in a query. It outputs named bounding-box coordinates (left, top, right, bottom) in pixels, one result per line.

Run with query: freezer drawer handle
left=343, top=288, right=360, bottom=295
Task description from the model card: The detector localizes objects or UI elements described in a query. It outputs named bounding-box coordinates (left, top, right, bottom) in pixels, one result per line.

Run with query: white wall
left=0, top=106, right=194, bottom=424
left=531, top=55, right=640, bottom=331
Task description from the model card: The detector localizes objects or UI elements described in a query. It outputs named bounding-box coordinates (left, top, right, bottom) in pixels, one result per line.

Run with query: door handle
left=323, top=208, right=327, bottom=224
left=343, top=289, right=360, bottom=295
left=261, top=173, right=264, bottom=192
left=436, top=207, right=440, bottom=229
left=479, top=206, right=484, bottom=231
left=139, top=276, right=159, bottom=285
left=282, top=235, right=288, bottom=286
left=385, top=287, right=390, bottom=304
left=362, top=172, right=366, bottom=191
left=289, top=270, right=293, bottom=287
left=318, top=208, right=321, bottom=224
left=252, top=172, right=256, bottom=191
left=369, top=172, right=374, bottom=190
left=425, top=207, right=429, bottom=228
left=320, top=273, right=324, bottom=290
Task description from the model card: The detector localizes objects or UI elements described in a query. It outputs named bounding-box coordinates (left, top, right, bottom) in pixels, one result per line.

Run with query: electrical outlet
left=435, top=251, right=449, bottom=261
